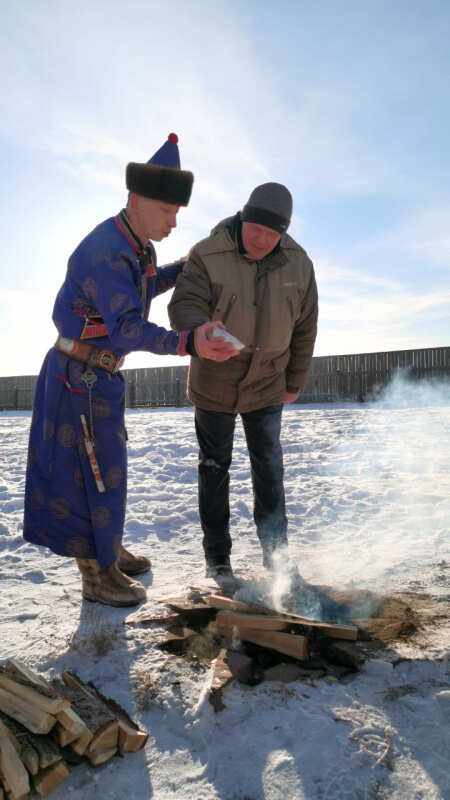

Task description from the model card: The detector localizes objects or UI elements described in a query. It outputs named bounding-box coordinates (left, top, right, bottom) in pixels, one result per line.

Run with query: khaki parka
left=168, top=214, right=318, bottom=413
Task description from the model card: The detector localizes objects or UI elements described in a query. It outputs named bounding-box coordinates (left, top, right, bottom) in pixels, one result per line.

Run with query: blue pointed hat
left=148, top=132, right=181, bottom=168
left=126, top=133, right=193, bottom=206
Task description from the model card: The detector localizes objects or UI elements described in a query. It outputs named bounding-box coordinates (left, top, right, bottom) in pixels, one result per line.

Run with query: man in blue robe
left=23, top=133, right=236, bottom=607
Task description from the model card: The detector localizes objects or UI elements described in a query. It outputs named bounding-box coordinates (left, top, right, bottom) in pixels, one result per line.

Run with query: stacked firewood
left=0, top=660, right=147, bottom=799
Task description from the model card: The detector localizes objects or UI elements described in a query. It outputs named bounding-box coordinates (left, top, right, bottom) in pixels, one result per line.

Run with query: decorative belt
left=55, top=336, right=124, bottom=374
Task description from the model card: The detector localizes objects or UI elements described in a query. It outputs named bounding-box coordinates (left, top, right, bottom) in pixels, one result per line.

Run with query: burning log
left=158, top=592, right=358, bottom=663
left=209, top=648, right=262, bottom=712
left=319, top=639, right=364, bottom=670
left=214, top=610, right=358, bottom=641
left=159, top=628, right=199, bottom=656
left=161, top=597, right=217, bottom=627
left=216, top=612, right=287, bottom=631
left=236, top=629, right=309, bottom=661
left=205, top=594, right=276, bottom=616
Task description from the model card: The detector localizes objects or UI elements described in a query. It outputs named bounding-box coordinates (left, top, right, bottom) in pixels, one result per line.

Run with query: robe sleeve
left=72, top=248, right=186, bottom=357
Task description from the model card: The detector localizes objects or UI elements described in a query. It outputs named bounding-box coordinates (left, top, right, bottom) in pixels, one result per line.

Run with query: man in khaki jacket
left=169, top=183, right=318, bottom=579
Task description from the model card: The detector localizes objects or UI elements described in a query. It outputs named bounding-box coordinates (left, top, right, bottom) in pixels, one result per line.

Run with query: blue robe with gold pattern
left=23, top=211, right=187, bottom=567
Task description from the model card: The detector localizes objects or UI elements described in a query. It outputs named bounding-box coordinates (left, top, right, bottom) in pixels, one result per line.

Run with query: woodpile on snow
left=0, top=660, right=147, bottom=799
left=131, top=589, right=363, bottom=712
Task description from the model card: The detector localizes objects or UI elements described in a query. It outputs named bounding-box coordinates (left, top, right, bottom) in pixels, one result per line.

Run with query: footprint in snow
left=23, top=569, right=47, bottom=583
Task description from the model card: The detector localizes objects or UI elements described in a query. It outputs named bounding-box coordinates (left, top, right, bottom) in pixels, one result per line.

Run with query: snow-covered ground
left=1, top=374, right=450, bottom=799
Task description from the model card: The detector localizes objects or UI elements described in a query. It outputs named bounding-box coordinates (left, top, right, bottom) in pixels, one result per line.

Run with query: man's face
left=130, top=195, right=179, bottom=243
left=241, top=221, right=281, bottom=260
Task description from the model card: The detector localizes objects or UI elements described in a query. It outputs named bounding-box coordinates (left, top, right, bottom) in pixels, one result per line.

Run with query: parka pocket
left=211, top=286, right=254, bottom=344
left=211, top=285, right=237, bottom=323
left=286, top=288, right=301, bottom=322
left=262, top=287, right=299, bottom=351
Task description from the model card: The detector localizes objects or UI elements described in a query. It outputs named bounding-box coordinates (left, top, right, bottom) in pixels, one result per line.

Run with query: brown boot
left=107, top=562, right=147, bottom=595
left=117, top=545, right=151, bottom=576
left=76, top=558, right=147, bottom=607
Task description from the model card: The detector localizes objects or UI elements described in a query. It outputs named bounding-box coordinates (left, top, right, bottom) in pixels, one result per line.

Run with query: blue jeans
left=195, top=404, right=288, bottom=564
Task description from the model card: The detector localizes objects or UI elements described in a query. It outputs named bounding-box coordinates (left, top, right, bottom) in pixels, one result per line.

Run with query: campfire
left=132, top=587, right=367, bottom=712
left=128, top=579, right=429, bottom=713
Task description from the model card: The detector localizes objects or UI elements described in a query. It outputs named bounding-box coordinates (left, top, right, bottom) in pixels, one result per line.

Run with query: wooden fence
left=1, top=346, right=449, bottom=411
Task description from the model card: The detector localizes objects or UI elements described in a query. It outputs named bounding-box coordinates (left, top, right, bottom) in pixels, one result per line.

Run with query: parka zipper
left=222, top=294, right=237, bottom=325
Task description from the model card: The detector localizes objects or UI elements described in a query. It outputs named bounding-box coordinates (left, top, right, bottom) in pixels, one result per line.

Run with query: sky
left=1, top=0, right=449, bottom=377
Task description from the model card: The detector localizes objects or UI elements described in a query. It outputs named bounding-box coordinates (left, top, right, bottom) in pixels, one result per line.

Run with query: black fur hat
left=126, top=163, right=193, bottom=206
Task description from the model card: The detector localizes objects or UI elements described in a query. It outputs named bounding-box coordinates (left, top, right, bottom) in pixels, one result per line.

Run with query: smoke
left=235, top=547, right=323, bottom=618
left=370, top=367, right=450, bottom=409
left=288, top=371, right=450, bottom=597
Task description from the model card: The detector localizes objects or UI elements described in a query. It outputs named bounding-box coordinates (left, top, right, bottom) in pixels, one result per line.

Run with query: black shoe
left=205, top=560, right=234, bottom=580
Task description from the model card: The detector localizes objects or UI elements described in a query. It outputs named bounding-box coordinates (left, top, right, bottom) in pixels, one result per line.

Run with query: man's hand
left=194, top=321, right=239, bottom=361
left=283, top=392, right=299, bottom=404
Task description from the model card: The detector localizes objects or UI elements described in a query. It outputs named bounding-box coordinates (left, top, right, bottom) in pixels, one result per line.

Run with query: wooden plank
left=216, top=612, right=287, bottom=631
left=87, top=747, right=117, bottom=767
left=4, top=661, right=48, bottom=692
left=86, top=720, right=119, bottom=753
left=0, top=714, right=40, bottom=777
left=207, top=593, right=318, bottom=622
left=0, top=721, right=30, bottom=800
left=28, top=734, right=61, bottom=772
left=0, top=689, right=55, bottom=735
left=206, top=594, right=273, bottom=615
left=228, top=628, right=309, bottom=661
left=55, top=725, right=79, bottom=748
left=219, top=611, right=358, bottom=641
left=33, top=762, right=70, bottom=798
left=0, top=722, right=20, bottom=759
left=0, top=675, right=69, bottom=716
left=70, top=727, right=94, bottom=756
left=61, top=671, right=96, bottom=701
left=55, top=707, right=86, bottom=737
left=118, top=724, right=148, bottom=754
left=61, top=671, right=146, bottom=752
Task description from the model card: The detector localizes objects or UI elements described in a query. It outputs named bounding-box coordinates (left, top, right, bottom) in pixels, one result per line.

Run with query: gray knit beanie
left=241, top=182, right=292, bottom=234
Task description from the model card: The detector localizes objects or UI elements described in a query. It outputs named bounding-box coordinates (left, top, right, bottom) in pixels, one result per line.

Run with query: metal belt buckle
left=97, top=350, right=115, bottom=371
